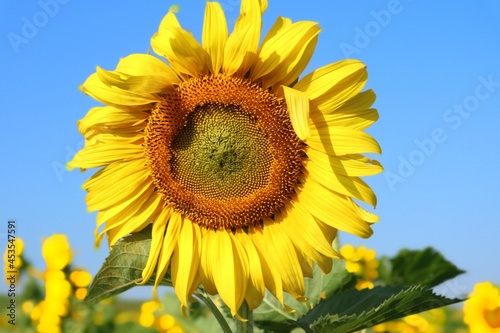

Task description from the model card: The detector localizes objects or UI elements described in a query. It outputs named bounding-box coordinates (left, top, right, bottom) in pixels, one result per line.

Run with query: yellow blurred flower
left=69, top=269, right=92, bottom=300
left=139, top=312, right=156, bottom=327
left=341, top=244, right=379, bottom=289
left=158, top=314, right=177, bottom=330
left=42, top=234, right=72, bottom=271
left=464, top=281, right=500, bottom=332
left=70, top=269, right=92, bottom=287
left=74, top=288, right=87, bottom=300
left=31, top=234, right=75, bottom=332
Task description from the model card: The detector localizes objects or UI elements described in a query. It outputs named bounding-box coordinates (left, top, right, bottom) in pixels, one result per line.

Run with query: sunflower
left=464, top=282, right=500, bottom=332
left=68, top=0, right=382, bottom=317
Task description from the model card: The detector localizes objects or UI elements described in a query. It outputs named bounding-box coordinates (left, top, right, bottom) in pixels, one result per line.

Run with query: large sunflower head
left=68, top=0, right=382, bottom=317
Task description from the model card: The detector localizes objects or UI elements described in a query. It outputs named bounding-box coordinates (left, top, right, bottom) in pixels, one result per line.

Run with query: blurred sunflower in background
left=68, top=0, right=382, bottom=316
left=464, top=282, right=500, bottom=332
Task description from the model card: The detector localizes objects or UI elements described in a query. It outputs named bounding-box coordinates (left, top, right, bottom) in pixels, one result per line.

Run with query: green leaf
left=85, top=226, right=172, bottom=304
left=379, top=247, right=465, bottom=287
left=296, top=285, right=463, bottom=333
left=253, top=261, right=357, bottom=332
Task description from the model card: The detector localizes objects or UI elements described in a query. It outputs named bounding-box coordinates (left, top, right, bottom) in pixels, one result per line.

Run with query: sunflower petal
left=298, top=180, right=374, bottom=238
left=67, top=142, right=143, bottom=170
left=153, top=210, right=182, bottom=293
left=199, top=229, right=218, bottom=295
left=116, top=53, right=179, bottom=84
left=262, top=219, right=305, bottom=298
left=310, top=107, right=379, bottom=131
left=302, top=165, right=377, bottom=207
left=78, top=106, right=149, bottom=136
left=260, top=16, right=292, bottom=47
left=171, top=218, right=201, bottom=309
left=307, top=126, right=381, bottom=155
left=212, top=230, right=248, bottom=317
left=203, top=2, right=228, bottom=74
left=281, top=86, right=310, bottom=140
left=234, top=230, right=265, bottom=310
left=294, top=60, right=368, bottom=113
left=253, top=21, right=320, bottom=88
left=80, top=72, right=158, bottom=107
left=223, top=0, right=263, bottom=75
left=306, top=149, right=383, bottom=177
left=151, top=12, right=210, bottom=77
left=140, top=207, right=171, bottom=285
left=249, top=226, right=284, bottom=305
left=85, top=161, right=150, bottom=211
left=106, top=193, right=164, bottom=246
left=282, top=201, right=340, bottom=259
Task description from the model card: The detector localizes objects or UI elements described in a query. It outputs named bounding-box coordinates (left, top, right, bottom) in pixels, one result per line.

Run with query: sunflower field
left=3, top=235, right=499, bottom=332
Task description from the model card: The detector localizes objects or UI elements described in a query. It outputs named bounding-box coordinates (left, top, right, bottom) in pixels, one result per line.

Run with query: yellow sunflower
left=68, top=0, right=382, bottom=317
left=464, top=282, right=500, bottom=332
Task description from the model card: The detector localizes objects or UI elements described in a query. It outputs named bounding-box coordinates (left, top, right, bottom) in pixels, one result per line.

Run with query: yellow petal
left=281, top=86, right=310, bottom=140
left=116, top=53, right=179, bottom=85
left=199, top=229, right=218, bottom=295
left=78, top=106, right=148, bottom=137
left=298, top=180, right=374, bottom=238
left=85, top=161, right=150, bottom=211
left=106, top=193, right=164, bottom=246
left=294, top=60, right=368, bottom=113
left=306, top=149, right=383, bottom=177
left=80, top=72, right=158, bottom=107
left=203, top=2, right=228, bottom=74
left=260, top=16, right=291, bottom=46
left=294, top=246, right=313, bottom=277
left=310, top=107, right=379, bottom=132
left=171, top=218, right=201, bottom=309
left=329, top=89, right=376, bottom=113
left=253, top=21, right=320, bottom=88
left=151, top=12, right=210, bottom=77
left=212, top=230, right=248, bottom=317
left=234, top=230, right=265, bottom=310
left=153, top=210, right=183, bottom=293
left=302, top=165, right=377, bottom=207
left=140, top=207, right=171, bottom=285
left=95, top=186, right=156, bottom=246
left=261, top=219, right=305, bottom=298
left=223, top=0, right=263, bottom=75
left=249, top=226, right=284, bottom=305
left=96, top=66, right=168, bottom=96
left=281, top=201, right=340, bottom=260
left=67, top=142, right=143, bottom=170
left=307, top=126, right=381, bottom=156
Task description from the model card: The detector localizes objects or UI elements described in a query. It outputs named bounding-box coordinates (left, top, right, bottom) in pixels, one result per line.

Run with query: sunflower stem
left=236, top=301, right=253, bottom=333
left=196, top=292, right=233, bottom=333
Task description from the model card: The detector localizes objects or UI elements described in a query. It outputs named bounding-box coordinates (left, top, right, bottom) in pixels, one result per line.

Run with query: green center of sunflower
left=170, top=103, right=272, bottom=200
left=145, top=75, right=304, bottom=230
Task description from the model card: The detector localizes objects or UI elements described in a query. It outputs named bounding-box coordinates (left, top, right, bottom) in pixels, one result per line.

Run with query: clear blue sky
left=1, top=1, right=499, bottom=300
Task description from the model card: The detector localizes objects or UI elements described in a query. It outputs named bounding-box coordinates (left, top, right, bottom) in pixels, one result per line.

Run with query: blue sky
left=1, top=0, right=499, bottom=300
